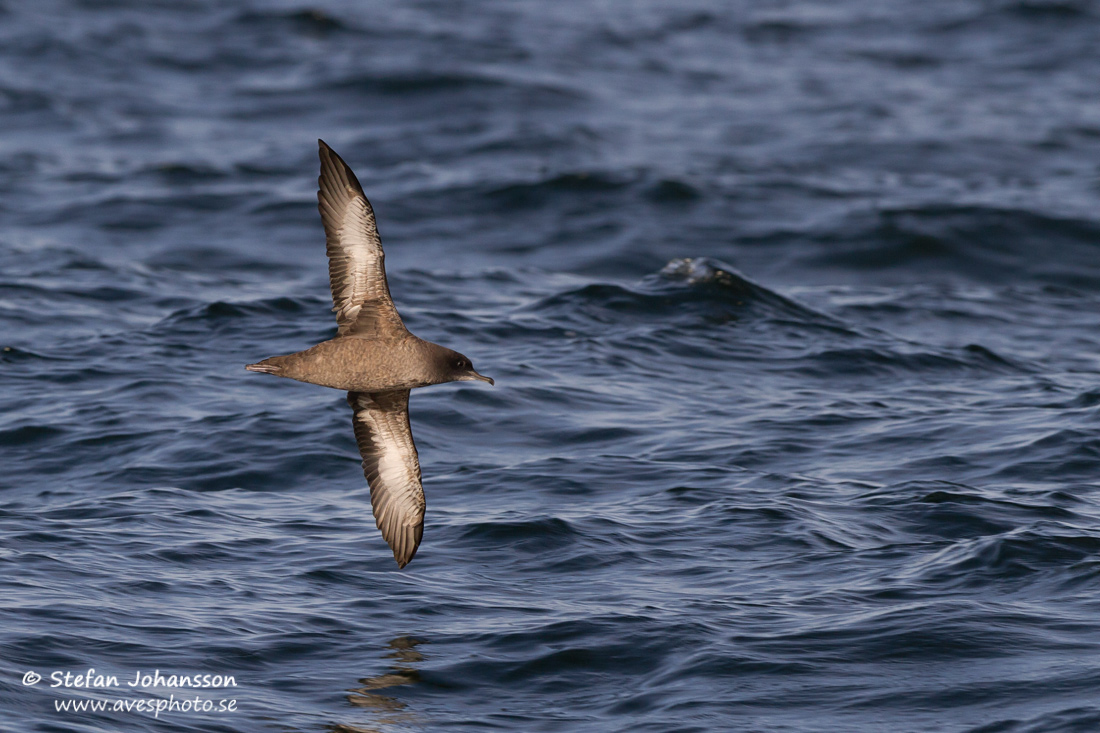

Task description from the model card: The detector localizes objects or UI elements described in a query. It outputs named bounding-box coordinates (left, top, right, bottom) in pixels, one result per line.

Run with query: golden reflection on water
left=328, top=637, right=425, bottom=732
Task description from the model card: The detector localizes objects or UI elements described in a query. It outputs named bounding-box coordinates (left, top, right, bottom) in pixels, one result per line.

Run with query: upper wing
left=317, top=140, right=407, bottom=338
left=348, top=390, right=425, bottom=568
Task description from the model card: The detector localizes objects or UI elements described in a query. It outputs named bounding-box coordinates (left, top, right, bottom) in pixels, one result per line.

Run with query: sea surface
left=4, top=1, right=1100, bottom=731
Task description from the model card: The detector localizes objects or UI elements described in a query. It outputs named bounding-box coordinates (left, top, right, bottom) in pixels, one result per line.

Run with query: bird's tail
left=245, top=358, right=283, bottom=375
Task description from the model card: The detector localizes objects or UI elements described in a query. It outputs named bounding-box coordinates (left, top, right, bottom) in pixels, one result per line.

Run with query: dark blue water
left=4, top=1, right=1100, bottom=731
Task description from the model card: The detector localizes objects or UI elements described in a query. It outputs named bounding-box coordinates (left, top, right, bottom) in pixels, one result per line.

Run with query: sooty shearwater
left=246, top=140, right=494, bottom=568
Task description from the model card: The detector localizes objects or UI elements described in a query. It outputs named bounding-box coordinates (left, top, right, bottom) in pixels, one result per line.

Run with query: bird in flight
left=247, top=140, right=494, bottom=568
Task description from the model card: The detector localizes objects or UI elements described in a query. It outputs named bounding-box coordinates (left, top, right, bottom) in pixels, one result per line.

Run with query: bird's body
left=246, top=140, right=493, bottom=568
left=248, top=334, right=468, bottom=393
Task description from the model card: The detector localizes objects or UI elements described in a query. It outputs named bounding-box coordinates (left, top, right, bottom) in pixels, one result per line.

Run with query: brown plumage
left=247, top=140, right=493, bottom=569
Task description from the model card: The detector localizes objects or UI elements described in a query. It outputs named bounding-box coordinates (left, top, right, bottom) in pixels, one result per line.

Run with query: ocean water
left=4, top=1, right=1100, bottom=731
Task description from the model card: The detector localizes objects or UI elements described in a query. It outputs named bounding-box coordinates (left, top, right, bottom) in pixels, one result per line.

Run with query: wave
left=795, top=342, right=1022, bottom=378
left=161, top=296, right=322, bottom=325
left=485, top=171, right=632, bottom=210
left=528, top=257, right=841, bottom=327
left=797, top=205, right=1100, bottom=287
left=506, top=258, right=1031, bottom=380
left=232, top=8, right=350, bottom=36
left=240, top=66, right=585, bottom=108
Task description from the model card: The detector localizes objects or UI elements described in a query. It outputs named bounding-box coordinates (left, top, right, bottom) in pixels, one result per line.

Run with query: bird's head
left=439, top=349, right=494, bottom=386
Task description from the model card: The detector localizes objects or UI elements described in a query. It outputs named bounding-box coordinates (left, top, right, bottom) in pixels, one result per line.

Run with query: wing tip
left=393, top=543, right=419, bottom=569
left=317, top=139, right=365, bottom=195
left=390, top=520, right=423, bottom=569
